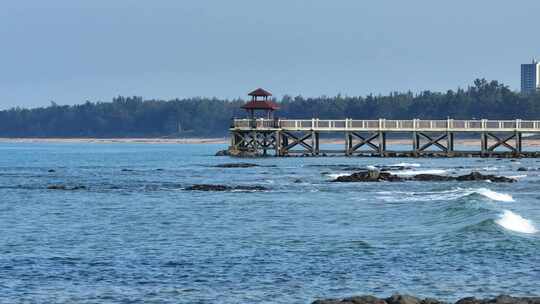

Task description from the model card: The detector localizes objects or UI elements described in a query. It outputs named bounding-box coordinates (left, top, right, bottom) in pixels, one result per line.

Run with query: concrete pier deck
left=229, top=119, right=540, bottom=157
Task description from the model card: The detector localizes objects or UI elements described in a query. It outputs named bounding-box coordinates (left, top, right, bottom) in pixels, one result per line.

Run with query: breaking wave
left=496, top=210, right=538, bottom=234
left=391, top=169, right=447, bottom=176
left=377, top=187, right=513, bottom=203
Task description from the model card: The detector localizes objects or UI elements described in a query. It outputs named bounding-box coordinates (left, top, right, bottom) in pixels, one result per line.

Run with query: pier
left=229, top=88, right=540, bottom=158
left=230, top=118, right=540, bottom=157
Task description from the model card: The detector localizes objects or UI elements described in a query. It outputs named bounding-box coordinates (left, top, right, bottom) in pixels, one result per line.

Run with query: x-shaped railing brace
left=486, top=133, right=517, bottom=152
left=349, top=132, right=380, bottom=152
left=282, top=131, right=313, bottom=152
left=417, top=133, right=448, bottom=152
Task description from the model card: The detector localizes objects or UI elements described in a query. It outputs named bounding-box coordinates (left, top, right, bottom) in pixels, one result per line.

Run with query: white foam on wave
left=377, top=187, right=514, bottom=203
left=391, top=162, right=421, bottom=168
left=496, top=210, right=538, bottom=234
left=327, top=173, right=350, bottom=179
left=392, top=169, right=447, bottom=176
left=506, top=175, right=527, bottom=180
left=474, top=188, right=514, bottom=202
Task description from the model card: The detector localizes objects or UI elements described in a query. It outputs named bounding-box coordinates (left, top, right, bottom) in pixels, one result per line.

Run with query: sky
left=1, top=0, right=540, bottom=109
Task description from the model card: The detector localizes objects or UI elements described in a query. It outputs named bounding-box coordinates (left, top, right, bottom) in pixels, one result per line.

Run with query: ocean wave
left=327, top=173, right=351, bottom=179
left=505, top=175, right=527, bottom=180
left=391, top=162, right=421, bottom=168
left=473, top=188, right=514, bottom=202
left=391, top=169, right=447, bottom=176
left=495, top=210, right=538, bottom=234
left=377, top=187, right=514, bottom=203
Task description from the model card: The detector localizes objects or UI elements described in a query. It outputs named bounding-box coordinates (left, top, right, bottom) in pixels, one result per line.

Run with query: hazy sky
left=1, top=0, right=540, bottom=108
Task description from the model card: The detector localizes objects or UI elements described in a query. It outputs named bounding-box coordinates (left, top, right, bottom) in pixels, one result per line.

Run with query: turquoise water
left=0, top=143, right=539, bottom=303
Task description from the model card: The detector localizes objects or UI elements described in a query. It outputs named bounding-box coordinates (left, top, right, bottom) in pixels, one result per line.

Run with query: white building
left=521, top=59, right=540, bottom=93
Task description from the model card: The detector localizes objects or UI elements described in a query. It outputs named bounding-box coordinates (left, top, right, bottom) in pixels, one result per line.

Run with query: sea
left=0, top=143, right=539, bottom=304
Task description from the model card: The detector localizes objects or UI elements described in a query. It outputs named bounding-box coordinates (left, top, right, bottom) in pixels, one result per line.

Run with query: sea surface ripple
left=0, top=143, right=539, bottom=304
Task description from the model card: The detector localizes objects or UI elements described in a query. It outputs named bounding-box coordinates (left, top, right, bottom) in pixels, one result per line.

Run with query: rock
left=47, top=169, right=56, bottom=173
left=315, top=295, right=540, bottom=304
left=517, top=167, right=528, bottom=172
left=386, top=294, right=421, bottom=304
left=313, top=295, right=387, bottom=304
left=333, top=171, right=515, bottom=183
left=121, top=169, right=134, bottom=172
left=215, top=149, right=229, bottom=156
left=47, top=185, right=66, bottom=190
left=293, top=179, right=303, bottom=183
left=333, top=170, right=403, bottom=182
left=412, top=174, right=454, bottom=181
left=215, top=163, right=259, bottom=168
left=185, top=184, right=268, bottom=192
left=227, top=149, right=262, bottom=158
left=47, top=185, right=86, bottom=190
left=455, top=171, right=515, bottom=183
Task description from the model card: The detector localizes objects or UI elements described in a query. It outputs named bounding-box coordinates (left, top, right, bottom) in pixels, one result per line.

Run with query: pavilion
left=241, top=88, right=280, bottom=119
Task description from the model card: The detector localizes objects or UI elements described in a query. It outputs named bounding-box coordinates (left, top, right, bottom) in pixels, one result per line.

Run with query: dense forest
left=2, top=79, right=540, bottom=137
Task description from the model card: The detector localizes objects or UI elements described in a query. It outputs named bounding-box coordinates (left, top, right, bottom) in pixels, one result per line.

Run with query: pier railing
left=232, top=119, right=540, bottom=132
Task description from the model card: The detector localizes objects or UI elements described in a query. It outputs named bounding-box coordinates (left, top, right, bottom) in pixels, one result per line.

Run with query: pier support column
left=311, top=130, right=317, bottom=156
left=412, top=131, right=418, bottom=157
left=516, top=131, right=522, bottom=155
left=447, top=131, right=454, bottom=156
left=480, top=132, right=487, bottom=157
left=315, top=132, right=320, bottom=155
left=345, top=132, right=351, bottom=156
left=275, top=130, right=281, bottom=156
left=378, top=131, right=386, bottom=156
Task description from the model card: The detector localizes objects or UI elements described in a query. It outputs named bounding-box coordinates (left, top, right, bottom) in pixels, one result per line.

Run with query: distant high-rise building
left=521, top=59, right=540, bottom=93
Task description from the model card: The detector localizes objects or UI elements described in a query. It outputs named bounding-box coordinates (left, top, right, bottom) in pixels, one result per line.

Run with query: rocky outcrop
left=333, top=170, right=403, bottom=182
left=313, top=294, right=540, bottom=304
left=47, top=185, right=87, bottom=190
left=214, top=163, right=259, bottom=168
left=454, top=172, right=515, bottom=183
left=219, top=148, right=262, bottom=158
left=332, top=170, right=515, bottom=183
left=215, top=149, right=229, bottom=156
left=185, top=184, right=268, bottom=192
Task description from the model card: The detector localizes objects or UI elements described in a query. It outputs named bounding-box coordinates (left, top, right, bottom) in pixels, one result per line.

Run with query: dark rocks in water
left=517, top=167, right=528, bottom=172
left=47, top=185, right=87, bottom=191
left=293, top=179, right=303, bottom=183
left=121, top=169, right=134, bottom=172
left=333, top=170, right=403, bottom=182
left=455, top=295, right=540, bottom=304
left=215, top=149, right=229, bottom=156
left=386, top=294, right=422, bottom=304
left=47, top=169, right=56, bottom=173
left=47, top=185, right=66, bottom=190
left=332, top=170, right=515, bottom=183
left=155, top=168, right=164, bottom=171
left=455, top=171, right=515, bottom=183
left=313, top=295, right=540, bottom=304
left=215, top=163, right=259, bottom=168
left=412, top=174, right=454, bottom=181
left=226, top=149, right=262, bottom=158
left=185, top=184, right=268, bottom=192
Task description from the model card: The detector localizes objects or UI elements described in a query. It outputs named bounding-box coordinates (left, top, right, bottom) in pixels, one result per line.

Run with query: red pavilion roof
left=248, top=88, right=273, bottom=97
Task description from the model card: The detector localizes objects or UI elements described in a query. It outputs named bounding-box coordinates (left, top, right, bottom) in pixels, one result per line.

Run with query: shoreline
left=0, top=137, right=229, bottom=144
left=3, top=137, right=540, bottom=147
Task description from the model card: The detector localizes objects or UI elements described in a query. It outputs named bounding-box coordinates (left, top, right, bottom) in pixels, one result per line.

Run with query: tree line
left=1, top=79, right=540, bottom=137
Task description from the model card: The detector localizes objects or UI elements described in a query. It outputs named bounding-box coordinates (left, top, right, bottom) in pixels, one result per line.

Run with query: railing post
left=312, top=118, right=315, bottom=130
left=516, top=119, right=521, bottom=130
left=481, top=119, right=486, bottom=130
